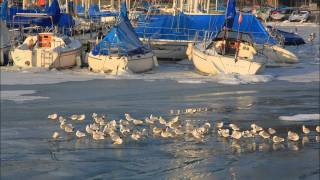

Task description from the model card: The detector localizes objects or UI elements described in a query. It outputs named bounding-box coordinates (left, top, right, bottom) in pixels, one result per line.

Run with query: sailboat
left=87, top=1, right=157, bottom=74
left=10, top=0, right=82, bottom=69
left=189, top=0, right=266, bottom=75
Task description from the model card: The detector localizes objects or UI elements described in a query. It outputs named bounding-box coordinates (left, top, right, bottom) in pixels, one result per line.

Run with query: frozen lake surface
left=1, top=24, right=319, bottom=179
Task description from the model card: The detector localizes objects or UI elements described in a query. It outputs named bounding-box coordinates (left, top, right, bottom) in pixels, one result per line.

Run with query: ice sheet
left=1, top=90, right=49, bottom=102
left=279, top=114, right=320, bottom=121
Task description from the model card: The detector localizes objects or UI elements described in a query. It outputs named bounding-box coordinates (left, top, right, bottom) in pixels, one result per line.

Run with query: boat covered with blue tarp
left=135, top=13, right=277, bottom=45
left=88, top=1, right=157, bottom=74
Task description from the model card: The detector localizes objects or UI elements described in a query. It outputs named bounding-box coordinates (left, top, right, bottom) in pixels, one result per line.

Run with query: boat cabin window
left=213, top=31, right=253, bottom=56
left=215, top=31, right=253, bottom=44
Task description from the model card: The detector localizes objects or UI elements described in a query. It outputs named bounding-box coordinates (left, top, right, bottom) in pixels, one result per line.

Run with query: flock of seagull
left=48, top=112, right=320, bottom=147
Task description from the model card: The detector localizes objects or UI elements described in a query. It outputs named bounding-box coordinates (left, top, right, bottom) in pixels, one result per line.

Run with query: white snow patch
left=177, top=80, right=205, bottom=84
left=1, top=90, right=49, bottom=102
left=279, top=114, right=320, bottom=121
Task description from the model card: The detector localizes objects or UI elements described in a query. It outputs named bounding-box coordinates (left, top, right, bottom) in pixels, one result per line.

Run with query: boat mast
left=179, top=0, right=183, bottom=11
left=110, top=0, right=114, bottom=9
left=193, top=0, right=198, bottom=13
left=206, top=0, right=210, bottom=13
left=215, top=0, right=218, bottom=11
left=65, top=0, right=69, bottom=13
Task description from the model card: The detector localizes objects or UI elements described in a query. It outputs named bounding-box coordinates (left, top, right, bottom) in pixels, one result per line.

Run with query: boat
left=289, top=10, right=310, bottom=22
left=190, top=30, right=266, bottom=75
left=87, top=1, right=157, bottom=74
left=188, top=0, right=266, bottom=75
left=11, top=32, right=82, bottom=68
left=266, top=26, right=305, bottom=46
left=270, top=7, right=295, bottom=21
left=0, top=20, right=11, bottom=65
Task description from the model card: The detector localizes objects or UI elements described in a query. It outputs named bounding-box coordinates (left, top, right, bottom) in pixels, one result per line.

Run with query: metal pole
left=66, top=0, right=69, bottom=13
left=206, top=0, right=210, bottom=13
left=111, top=0, right=114, bottom=9
left=216, top=0, right=218, bottom=11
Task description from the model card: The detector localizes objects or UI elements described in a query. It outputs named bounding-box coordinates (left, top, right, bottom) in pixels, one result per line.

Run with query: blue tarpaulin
left=92, top=1, right=147, bottom=56
left=135, top=13, right=277, bottom=45
left=225, top=0, right=236, bottom=29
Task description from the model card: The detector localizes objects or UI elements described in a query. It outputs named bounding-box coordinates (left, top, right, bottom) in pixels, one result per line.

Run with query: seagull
left=268, top=128, right=276, bottom=135
left=52, top=132, right=60, bottom=139
left=112, top=136, right=123, bottom=145
left=288, top=131, right=299, bottom=141
left=242, top=130, right=254, bottom=138
left=70, top=114, right=78, bottom=120
left=120, top=119, right=130, bottom=126
left=64, top=124, right=74, bottom=133
left=191, top=129, right=204, bottom=139
left=76, top=130, right=86, bottom=138
left=259, top=130, right=270, bottom=139
left=99, top=119, right=106, bottom=126
left=161, top=128, right=172, bottom=138
left=94, top=116, right=104, bottom=124
left=131, top=131, right=141, bottom=141
left=167, top=116, right=179, bottom=128
left=272, top=136, right=284, bottom=143
left=125, top=113, right=135, bottom=121
left=86, top=125, right=94, bottom=134
left=159, top=116, right=167, bottom=126
left=92, top=130, right=105, bottom=140
left=203, top=122, right=211, bottom=130
left=229, top=124, right=240, bottom=131
left=218, top=129, right=229, bottom=138
left=316, top=126, right=320, bottom=133
left=58, top=116, right=66, bottom=123
left=231, top=131, right=242, bottom=140
left=92, top=113, right=98, bottom=118
left=251, top=123, right=263, bottom=132
left=77, top=114, right=85, bottom=121
left=215, top=121, right=224, bottom=129
left=60, top=121, right=66, bottom=130
left=302, top=125, right=310, bottom=134
left=133, top=119, right=144, bottom=125
left=48, top=113, right=58, bottom=120
left=89, top=123, right=100, bottom=131
left=149, top=114, right=158, bottom=121
left=144, top=117, right=155, bottom=124
left=119, top=124, right=130, bottom=136
left=152, top=127, right=162, bottom=135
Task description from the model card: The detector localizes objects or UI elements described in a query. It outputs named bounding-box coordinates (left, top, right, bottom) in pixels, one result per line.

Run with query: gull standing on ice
left=302, top=125, right=310, bottom=134
left=76, top=130, right=86, bottom=138
left=288, top=131, right=299, bottom=141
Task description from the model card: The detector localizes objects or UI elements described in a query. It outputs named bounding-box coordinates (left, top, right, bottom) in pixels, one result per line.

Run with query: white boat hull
left=12, top=48, right=81, bottom=68
left=11, top=35, right=82, bottom=69
left=260, top=45, right=298, bottom=64
left=88, top=52, right=157, bottom=74
left=192, top=47, right=265, bottom=75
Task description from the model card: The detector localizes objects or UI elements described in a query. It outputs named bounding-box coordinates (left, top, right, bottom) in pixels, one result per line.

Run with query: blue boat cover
left=135, top=13, right=277, bottom=45
left=0, top=0, right=8, bottom=21
left=88, top=4, right=118, bottom=18
left=225, top=0, right=236, bottom=29
left=92, top=1, right=148, bottom=56
left=275, top=29, right=305, bottom=45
